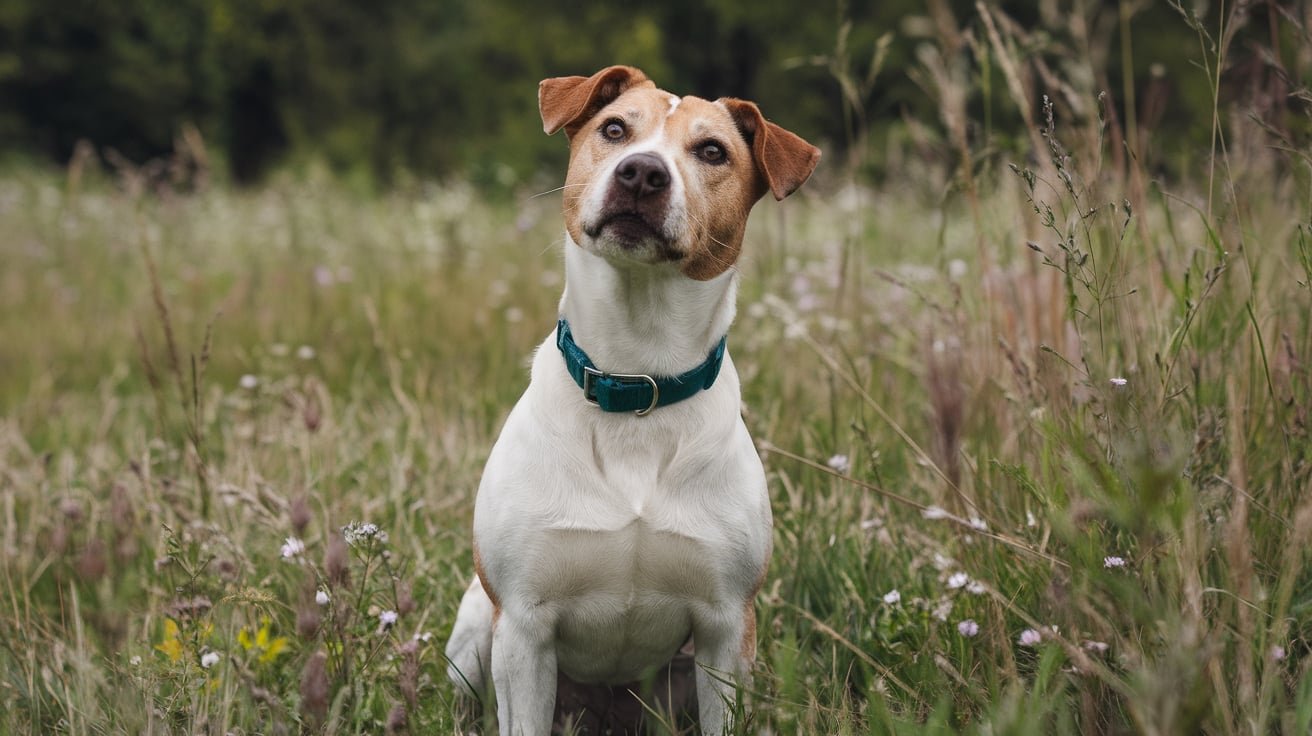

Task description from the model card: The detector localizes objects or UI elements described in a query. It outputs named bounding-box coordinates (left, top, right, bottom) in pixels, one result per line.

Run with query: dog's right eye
left=601, top=120, right=627, bottom=141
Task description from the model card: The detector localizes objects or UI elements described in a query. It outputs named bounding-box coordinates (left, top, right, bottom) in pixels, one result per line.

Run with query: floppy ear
left=539, top=66, right=655, bottom=139
left=720, top=98, right=821, bottom=201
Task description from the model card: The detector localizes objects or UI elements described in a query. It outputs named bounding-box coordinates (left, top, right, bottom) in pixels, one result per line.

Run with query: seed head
left=300, top=651, right=330, bottom=727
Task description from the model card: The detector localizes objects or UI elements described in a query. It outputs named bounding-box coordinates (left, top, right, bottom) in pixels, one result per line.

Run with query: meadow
left=4, top=18, right=1312, bottom=736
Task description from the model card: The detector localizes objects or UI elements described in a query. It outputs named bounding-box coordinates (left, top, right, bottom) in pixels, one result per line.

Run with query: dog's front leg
left=491, top=608, right=556, bottom=736
left=693, top=605, right=754, bottom=736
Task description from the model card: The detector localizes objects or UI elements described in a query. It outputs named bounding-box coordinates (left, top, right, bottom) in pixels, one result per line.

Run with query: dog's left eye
left=695, top=141, right=727, bottom=165
left=602, top=120, right=627, bottom=141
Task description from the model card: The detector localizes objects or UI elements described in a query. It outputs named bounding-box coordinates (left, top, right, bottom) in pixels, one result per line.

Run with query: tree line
left=0, top=0, right=1304, bottom=187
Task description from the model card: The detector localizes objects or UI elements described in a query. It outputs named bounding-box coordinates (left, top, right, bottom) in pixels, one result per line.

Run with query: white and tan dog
left=445, top=65, right=819, bottom=735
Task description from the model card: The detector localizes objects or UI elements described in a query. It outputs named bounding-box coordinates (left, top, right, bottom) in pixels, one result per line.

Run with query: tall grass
left=2, top=4, right=1311, bottom=734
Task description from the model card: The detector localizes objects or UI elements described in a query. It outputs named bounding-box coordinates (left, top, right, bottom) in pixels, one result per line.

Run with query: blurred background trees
left=0, top=0, right=1307, bottom=188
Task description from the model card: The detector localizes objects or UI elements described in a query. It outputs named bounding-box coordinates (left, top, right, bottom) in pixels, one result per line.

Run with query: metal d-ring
left=581, top=366, right=660, bottom=416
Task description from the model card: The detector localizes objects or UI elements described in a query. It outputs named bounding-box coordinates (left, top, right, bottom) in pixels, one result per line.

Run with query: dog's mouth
left=585, top=212, right=679, bottom=258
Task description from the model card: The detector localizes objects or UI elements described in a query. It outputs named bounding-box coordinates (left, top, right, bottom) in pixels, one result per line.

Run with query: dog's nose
left=614, top=153, right=670, bottom=198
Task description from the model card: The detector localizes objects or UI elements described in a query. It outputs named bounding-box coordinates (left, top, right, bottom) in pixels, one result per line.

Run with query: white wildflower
left=947, top=572, right=970, bottom=590
left=1083, top=640, right=1110, bottom=653
left=296, top=345, right=316, bottom=360
left=922, top=505, right=949, bottom=520
left=1109, top=377, right=1128, bottom=387
left=343, top=521, right=388, bottom=547
left=882, top=589, right=901, bottom=605
left=315, top=590, right=330, bottom=606
left=826, top=454, right=850, bottom=474
left=966, top=580, right=987, bottom=595
left=239, top=374, right=259, bottom=390
left=931, top=598, right=954, bottom=622
left=948, top=259, right=967, bottom=280
left=957, top=619, right=980, bottom=637
left=1018, top=628, right=1043, bottom=647
left=280, top=536, right=306, bottom=559
left=1271, top=645, right=1287, bottom=662
left=968, top=516, right=988, bottom=531
left=378, top=610, right=398, bottom=631
left=200, top=651, right=221, bottom=669
left=1103, top=555, right=1127, bottom=569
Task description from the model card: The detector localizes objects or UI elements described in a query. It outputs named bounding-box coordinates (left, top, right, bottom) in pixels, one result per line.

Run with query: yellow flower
left=238, top=617, right=290, bottom=665
left=155, top=619, right=183, bottom=662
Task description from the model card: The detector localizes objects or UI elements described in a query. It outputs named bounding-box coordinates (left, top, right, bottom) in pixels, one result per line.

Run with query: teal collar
left=556, top=319, right=727, bottom=416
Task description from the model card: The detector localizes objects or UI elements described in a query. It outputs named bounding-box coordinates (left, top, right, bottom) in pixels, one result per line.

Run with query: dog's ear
left=540, top=66, right=654, bottom=139
left=720, top=98, right=821, bottom=201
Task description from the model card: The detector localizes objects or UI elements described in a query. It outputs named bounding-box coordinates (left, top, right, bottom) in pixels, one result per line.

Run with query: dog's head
left=540, top=65, right=820, bottom=280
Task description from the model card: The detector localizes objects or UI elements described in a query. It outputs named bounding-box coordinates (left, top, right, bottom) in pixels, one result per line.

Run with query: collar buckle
left=582, top=366, right=662, bottom=416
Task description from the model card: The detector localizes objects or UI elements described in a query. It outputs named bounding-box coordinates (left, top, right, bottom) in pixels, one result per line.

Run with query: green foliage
left=2, top=1, right=1304, bottom=186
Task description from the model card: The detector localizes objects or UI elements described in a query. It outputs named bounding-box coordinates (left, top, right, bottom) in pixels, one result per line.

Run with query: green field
left=4, top=27, right=1312, bottom=735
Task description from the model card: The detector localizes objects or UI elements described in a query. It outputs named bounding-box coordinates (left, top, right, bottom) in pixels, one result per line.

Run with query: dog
left=444, top=65, right=819, bottom=735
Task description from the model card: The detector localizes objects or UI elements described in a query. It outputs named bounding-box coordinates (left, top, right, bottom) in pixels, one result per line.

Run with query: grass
left=3, top=8, right=1312, bottom=735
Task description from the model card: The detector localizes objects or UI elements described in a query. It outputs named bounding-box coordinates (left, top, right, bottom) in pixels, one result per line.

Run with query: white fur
left=445, top=113, right=771, bottom=736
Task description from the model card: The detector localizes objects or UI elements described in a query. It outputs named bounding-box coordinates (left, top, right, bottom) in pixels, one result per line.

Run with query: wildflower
left=922, top=505, right=949, bottom=520
left=130, top=655, right=142, bottom=667
left=931, top=598, right=953, bottom=622
left=200, top=651, right=221, bottom=669
left=1018, top=628, right=1043, bottom=647
left=1026, top=510, right=1038, bottom=528
left=324, top=535, right=349, bottom=585
left=1271, top=645, right=1287, bottom=662
left=315, top=590, right=330, bottom=606
left=386, top=702, right=408, bottom=733
left=882, top=590, right=901, bottom=605
left=948, top=259, right=967, bottom=280
left=957, top=619, right=980, bottom=637
left=155, top=619, right=183, bottom=662
left=968, top=517, right=988, bottom=531
left=280, top=536, right=306, bottom=559
left=397, top=581, right=416, bottom=616
left=296, top=345, right=316, bottom=360
left=947, top=572, right=970, bottom=590
left=76, top=537, right=108, bottom=581
left=826, top=454, right=850, bottom=474
left=238, top=618, right=290, bottom=664
left=239, top=374, right=259, bottom=390
left=343, top=521, right=388, bottom=547
left=1109, top=377, right=1128, bottom=387
left=966, top=580, right=987, bottom=595
left=413, top=631, right=433, bottom=643
left=379, top=609, right=399, bottom=632
left=290, top=495, right=312, bottom=535
left=59, top=498, right=84, bottom=521
left=1083, top=640, right=1110, bottom=653
left=1103, top=555, right=1127, bottom=569
left=301, top=652, right=330, bottom=727
left=314, top=265, right=334, bottom=287
left=931, top=552, right=954, bottom=571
